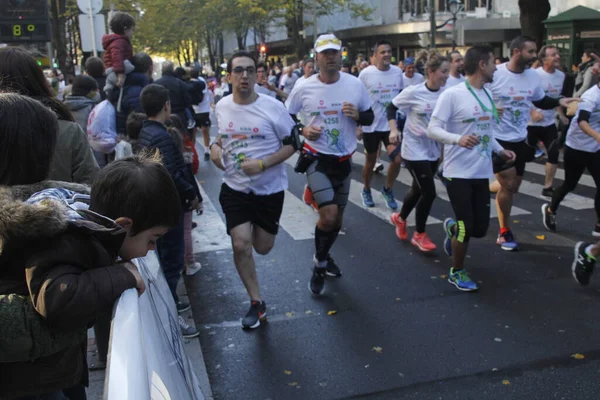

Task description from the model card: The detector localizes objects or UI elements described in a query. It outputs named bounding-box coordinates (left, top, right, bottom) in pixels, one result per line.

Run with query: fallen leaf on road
left=284, top=370, right=292, bottom=375
left=439, top=274, right=448, bottom=279
left=536, top=235, right=546, bottom=240
left=372, top=346, right=383, bottom=353
left=285, top=312, right=293, bottom=318
left=395, top=297, right=401, bottom=301
left=502, top=380, right=510, bottom=385
left=327, top=310, right=337, bottom=316
left=288, top=382, right=298, bottom=386
left=513, top=220, right=519, bottom=223
left=572, top=353, right=585, bottom=360
left=305, top=310, right=313, bottom=314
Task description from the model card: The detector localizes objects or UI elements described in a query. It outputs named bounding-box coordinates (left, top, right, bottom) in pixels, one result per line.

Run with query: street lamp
left=431, top=0, right=464, bottom=50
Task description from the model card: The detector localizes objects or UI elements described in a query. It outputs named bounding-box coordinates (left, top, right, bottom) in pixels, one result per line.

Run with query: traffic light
left=259, top=44, right=267, bottom=54
left=341, top=47, right=348, bottom=60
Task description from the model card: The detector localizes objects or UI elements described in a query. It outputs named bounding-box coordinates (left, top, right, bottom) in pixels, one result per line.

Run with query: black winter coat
left=108, top=72, right=150, bottom=134
left=134, top=120, right=201, bottom=210
left=154, top=73, right=192, bottom=114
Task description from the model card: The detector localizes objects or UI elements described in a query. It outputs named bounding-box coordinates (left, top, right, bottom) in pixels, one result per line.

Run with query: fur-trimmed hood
left=0, top=181, right=123, bottom=256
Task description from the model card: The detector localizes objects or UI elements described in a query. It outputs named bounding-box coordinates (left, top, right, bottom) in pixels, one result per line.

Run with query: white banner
left=106, top=251, right=205, bottom=400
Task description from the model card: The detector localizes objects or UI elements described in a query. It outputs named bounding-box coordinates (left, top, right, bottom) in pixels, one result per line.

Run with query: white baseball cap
left=314, top=34, right=342, bottom=53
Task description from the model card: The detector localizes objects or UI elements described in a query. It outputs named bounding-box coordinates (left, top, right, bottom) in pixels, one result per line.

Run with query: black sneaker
left=309, top=267, right=327, bottom=295
left=572, top=242, right=595, bottom=286
left=179, top=315, right=200, bottom=338
left=541, top=187, right=554, bottom=198
left=241, top=300, right=267, bottom=329
left=176, top=301, right=191, bottom=313
left=541, top=203, right=556, bottom=232
left=325, top=255, right=342, bottom=277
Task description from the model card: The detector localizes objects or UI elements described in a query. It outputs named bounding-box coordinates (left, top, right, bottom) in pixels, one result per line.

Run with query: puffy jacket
left=154, top=73, right=192, bottom=114
left=101, top=34, right=133, bottom=74
left=108, top=72, right=150, bottom=134
left=0, top=182, right=138, bottom=398
left=49, top=120, right=99, bottom=185
left=134, top=120, right=201, bottom=210
left=63, top=95, right=96, bottom=133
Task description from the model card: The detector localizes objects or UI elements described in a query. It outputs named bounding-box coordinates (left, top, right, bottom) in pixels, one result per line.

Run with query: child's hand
left=124, top=262, right=146, bottom=296
left=116, top=73, right=126, bottom=88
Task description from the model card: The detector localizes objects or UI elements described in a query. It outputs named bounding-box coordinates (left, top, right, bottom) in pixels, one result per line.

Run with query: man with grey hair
left=154, top=60, right=192, bottom=123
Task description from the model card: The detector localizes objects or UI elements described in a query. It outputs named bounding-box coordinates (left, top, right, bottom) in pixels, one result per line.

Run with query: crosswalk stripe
left=351, top=152, right=531, bottom=217
left=525, top=162, right=596, bottom=189
left=194, top=184, right=231, bottom=253
left=516, top=179, right=593, bottom=210
left=279, top=189, right=319, bottom=240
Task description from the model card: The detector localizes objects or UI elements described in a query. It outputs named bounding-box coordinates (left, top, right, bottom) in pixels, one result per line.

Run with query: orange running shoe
left=411, top=232, right=437, bottom=252
left=390, top=213, right=408, bottom=240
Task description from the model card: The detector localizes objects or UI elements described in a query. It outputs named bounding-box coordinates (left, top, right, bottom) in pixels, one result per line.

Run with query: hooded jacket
left=0, top=181, right=138, bottom=398
left=102, top=34, right=133, bottom=74
left=63, top=95, right=97, bottom=133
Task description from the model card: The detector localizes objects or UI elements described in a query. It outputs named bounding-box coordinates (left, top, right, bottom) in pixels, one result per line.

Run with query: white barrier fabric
left=106, top=251, right=205, bottom=400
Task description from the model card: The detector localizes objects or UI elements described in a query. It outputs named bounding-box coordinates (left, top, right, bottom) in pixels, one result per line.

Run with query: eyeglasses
left=232, top=66, right=256, bottom=75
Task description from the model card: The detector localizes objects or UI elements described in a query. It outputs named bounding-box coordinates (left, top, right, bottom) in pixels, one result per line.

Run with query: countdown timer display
left=0, top=0, right=51, bottom=42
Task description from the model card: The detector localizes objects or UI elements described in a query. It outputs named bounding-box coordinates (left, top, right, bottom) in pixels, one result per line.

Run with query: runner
left=487, top=35, right=578, bottom=251
left=571, top=241, right=600, bottom=286
left=255, top=63, right=288, bottom=100
left=190, top=68, right=212, bottom=159
left=542, top=81, right=600, bottom=236
left=389, top=52, right=449, bottom=252
left=210, top=51, right=296, bottom=328
left=286, top=33, right=374, bottom=295
left=445, top=51, right=465, bottom=88
left=427, top=44, right=516, bottom=291
left=527, top=45, right=567, bottom=198
left=358, top=40, right=404, bottom=209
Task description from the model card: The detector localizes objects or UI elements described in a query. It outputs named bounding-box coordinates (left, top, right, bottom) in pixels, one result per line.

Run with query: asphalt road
left=186, top=131, right=600, bottom=400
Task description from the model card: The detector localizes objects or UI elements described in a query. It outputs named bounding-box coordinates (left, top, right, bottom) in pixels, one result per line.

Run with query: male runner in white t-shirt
left=527, top=45, right=567, bottom=197
left=358, top=40, right=404, bottom=209
left=445, top=51, right=465, bottom=88
left=402, top=58, right=425, bottom=88
left=255, top=63, right=288, bottom=100
left=210, top=51, right=296, bottom=329
left=286, top=34, right=374, bottom=296
left=295, top=58, right=315, bottom=88
left=190, top=68, right=212, bottom=159
left=487, top=35, right=577, bottom=251
left=427, top=45, right=516, bottom=291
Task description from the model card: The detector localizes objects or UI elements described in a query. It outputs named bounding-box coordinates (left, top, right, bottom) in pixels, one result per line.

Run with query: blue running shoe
left=535, top=147, right=544, bottom=159
left=496, top=230, right=519, bottom=251
left=381, top=186, right=398, bottom=210
left=362, top=188, right=375, bottom=207
left=443, top=218, right=456, bottom=257
left=448, top=268, right=478, bottom=291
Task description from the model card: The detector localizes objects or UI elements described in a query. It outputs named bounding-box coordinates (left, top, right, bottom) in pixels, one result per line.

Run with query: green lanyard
left=465, top=81, right=499, bottom=124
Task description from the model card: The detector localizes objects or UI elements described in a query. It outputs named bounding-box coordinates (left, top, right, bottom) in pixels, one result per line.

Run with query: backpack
left=189, top=79, right=205, bottom=105
left=87, top=100, right=118, bottom=154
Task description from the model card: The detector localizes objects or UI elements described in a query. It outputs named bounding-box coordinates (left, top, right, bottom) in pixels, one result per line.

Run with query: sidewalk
left=86, top=282, right=213, bottom=399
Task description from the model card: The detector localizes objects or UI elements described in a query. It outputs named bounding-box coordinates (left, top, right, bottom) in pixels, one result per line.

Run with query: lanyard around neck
left=465, top=81, right=499, bottom=124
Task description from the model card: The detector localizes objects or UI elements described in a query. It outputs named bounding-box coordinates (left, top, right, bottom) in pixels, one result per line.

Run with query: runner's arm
left=357, top=108, right=374, bottom=126
left=262, top=145, right=295, bottom=169
left=532, top=96, right=560, bottom=110
left=427, top=117, right=462, bottom=145
left=387, top=102, right=398, bottom=129
left=577, top=111, right=600, bottom=141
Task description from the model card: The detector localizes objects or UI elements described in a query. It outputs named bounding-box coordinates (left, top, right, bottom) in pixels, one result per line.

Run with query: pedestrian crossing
left=194, top=147, right=597, bottom=253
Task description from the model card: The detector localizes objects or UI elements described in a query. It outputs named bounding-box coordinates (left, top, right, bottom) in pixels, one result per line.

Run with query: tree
left=518, top=0, right=551, bottom=49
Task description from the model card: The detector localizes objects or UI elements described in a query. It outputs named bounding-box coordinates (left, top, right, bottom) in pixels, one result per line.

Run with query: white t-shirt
left=295, top=75, right=308, bottom=88
left=215, top=94, right=295, bottom=195
left=566, top=85, right=600, bottom=153
left=529, top=67, right=565, bottom=127
left=431, top=82, right=501, bottom=179
left=445, top=74, right=465, bottom=88
left=392, top=82, right=442, bottom=161
left=281, top=74, right=299, bottom=94
left=254, top=83, right=276, bottom=98
left=286, top=73, right=373, bottom=156
left=192, top=77, right=211, bottom=114
left=402, top=72, right=425, bottom=88
left=358, top=65, right=404, bottom=133
left=487, top=63, right=545, bottom=142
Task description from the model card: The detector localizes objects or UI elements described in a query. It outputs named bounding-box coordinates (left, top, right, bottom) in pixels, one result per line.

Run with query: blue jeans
left=156, top=211, right=185, bottom=303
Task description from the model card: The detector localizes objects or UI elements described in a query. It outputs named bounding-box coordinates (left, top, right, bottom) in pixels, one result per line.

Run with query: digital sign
left=0, top=0, right=51, bottom=42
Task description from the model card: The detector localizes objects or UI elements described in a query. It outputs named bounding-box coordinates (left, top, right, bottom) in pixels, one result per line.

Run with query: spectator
left=0, top=47, right=99, bottom=185
left=155, top=61, right=193, bottom=124
left=63, top=75, right=99, bottom=132
left=341, top=62, right=351, bottom=73
left=102, top=11, right=136, bottom=93
left=574, top=49, right=599, bottom=98
left=85, top=56, right=107, bottom=101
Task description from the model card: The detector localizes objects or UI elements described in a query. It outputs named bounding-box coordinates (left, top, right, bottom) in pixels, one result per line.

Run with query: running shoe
left=176, top=301, right=191, bottom=313
left=535, top=147, right=544, bottom=159
left=309, top=267, right=327, bottom=295
left=541, top=203, right=556, bottom=232
left=448, top=268, right=478, bottom=291
left=572, top=242, right=596, bottom=286
left=241, top=300, right=267, bottom=329
left=443, top=218, right=457, bottom=257
left=361, top=188, right=375, bottom=207
left=390, top=213, right=408, bottom=240
left=411, top=232, right=437, bottom=252
left=381, top=186, right=398, bottom=210
left=373, top=162, right=384, bottom=174
left=325, top=255, right=342, bottom=277
left=303, top=184, right=319, bottom=211
left=496, top=230, right=519, bottom=251
left=541, top=187, right=554, bottom=198
left=204, top=150, right=210, bottom=160
left=186, top=261, right=202, bottom=276
left=179, top=315, right=200, bottom=338
left=593, top=225, right=600, bottom=238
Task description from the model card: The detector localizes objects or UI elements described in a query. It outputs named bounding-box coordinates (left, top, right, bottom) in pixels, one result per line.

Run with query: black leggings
left=400, top=160, right=438, bottom=233
left=527, top=125, right=560, bottom=164
left=446, top=178, right=490, bottom=243
left=550, top=146, right=600, bottom=221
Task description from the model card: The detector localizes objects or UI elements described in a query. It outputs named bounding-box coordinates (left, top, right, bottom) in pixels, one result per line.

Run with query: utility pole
left=429, top=0, right=436, bottom=48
